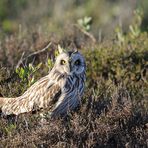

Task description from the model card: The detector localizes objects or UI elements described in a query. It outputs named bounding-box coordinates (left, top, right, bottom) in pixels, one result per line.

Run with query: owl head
left=53, top=46, right=86, bottom=76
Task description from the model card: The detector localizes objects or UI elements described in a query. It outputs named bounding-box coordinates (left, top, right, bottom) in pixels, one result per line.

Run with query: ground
left=0, top=24, right=148, bottom=147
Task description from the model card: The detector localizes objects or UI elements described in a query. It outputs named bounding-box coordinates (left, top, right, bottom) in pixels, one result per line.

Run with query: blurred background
left=0, top=0, right=148, bottom=38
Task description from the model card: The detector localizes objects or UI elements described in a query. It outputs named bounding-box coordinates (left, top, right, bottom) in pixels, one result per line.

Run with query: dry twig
left=16, top=42, right=52, bottom=68
left=74, top=24, right=96, bottom=43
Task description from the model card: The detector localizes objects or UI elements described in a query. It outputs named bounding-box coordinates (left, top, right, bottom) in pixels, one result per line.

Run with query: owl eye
left=75, top=60, right=81, bottom=65
left=61, top=60, right=66, bottom=65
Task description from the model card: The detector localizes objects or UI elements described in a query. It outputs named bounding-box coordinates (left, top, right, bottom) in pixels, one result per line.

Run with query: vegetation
left=0, top=1, right=148, bottom=147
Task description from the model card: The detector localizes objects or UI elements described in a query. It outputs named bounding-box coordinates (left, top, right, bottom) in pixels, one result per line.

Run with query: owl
left=0, top=46, right=86, bottom=118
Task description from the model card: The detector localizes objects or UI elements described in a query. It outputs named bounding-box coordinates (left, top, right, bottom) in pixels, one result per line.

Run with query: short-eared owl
left=0, top=46, right=86, bottom=117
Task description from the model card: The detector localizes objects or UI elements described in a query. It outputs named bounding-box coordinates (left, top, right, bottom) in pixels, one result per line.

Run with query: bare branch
left=74, top=24, right=96, bottom=43
left=16, top=42, right=52, bottom=68
left=16, top=52, right=25, bottom=69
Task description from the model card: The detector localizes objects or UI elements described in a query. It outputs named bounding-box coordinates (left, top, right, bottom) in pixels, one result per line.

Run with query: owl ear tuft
left=58, top=45, right=64, bottom=54
left=73, top=47, right=78, bottom=53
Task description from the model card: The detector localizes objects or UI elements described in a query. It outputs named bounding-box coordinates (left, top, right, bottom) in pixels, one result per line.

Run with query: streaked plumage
left=0, top=47, right=86, bottom=117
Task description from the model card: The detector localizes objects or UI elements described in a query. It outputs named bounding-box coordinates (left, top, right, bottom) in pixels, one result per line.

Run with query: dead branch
left=16, top=42, right=52, bottom=68
left=74, top=24, right=96, bottom=43
left=16, top=52, right=25, bottom=69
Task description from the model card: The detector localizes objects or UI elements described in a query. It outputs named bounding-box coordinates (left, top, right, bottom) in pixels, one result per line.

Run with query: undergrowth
left=0, top=14, right=148, bottom=147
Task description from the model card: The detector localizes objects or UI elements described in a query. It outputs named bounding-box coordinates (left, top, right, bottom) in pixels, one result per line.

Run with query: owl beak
left=69, top=64, right=72, bottom=72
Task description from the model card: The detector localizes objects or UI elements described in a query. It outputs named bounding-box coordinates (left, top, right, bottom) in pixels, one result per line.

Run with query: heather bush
left=0, top=2, right=148, bottom=147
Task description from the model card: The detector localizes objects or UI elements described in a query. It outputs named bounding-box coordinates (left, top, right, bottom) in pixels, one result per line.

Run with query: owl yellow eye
left=61, top=60, right=66, bottom=65
left=75, top=60, right=80, bottom=65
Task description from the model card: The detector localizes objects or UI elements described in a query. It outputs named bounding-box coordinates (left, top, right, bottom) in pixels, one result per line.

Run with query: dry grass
left=0, top=28, right=148, bottom=147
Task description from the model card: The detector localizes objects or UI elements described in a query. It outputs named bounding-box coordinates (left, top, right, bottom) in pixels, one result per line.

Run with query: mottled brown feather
left=0, top=50, right=86, bottom=117
left=1, top=76, right=61, bottom=115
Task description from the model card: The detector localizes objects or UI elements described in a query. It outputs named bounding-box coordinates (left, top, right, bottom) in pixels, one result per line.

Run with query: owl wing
left=41, top=82, right=62, bottom=108
left=1, top=77, right=62, bottom=116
